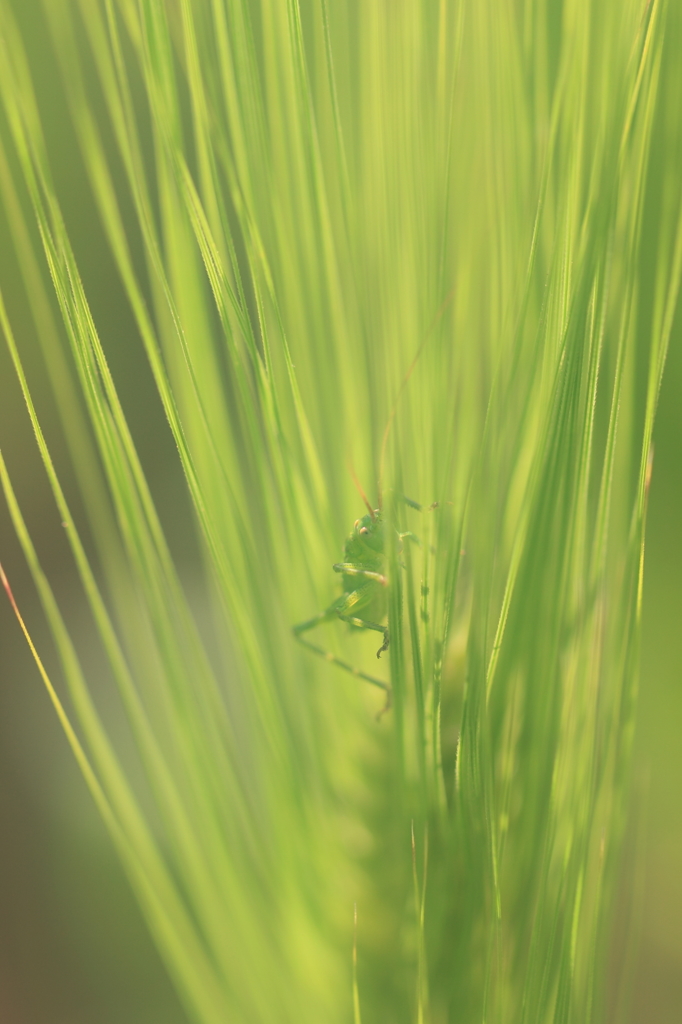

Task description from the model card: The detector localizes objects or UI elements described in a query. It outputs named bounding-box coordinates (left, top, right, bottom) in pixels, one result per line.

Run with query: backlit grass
left=0, top=1, right=681, bottom=1022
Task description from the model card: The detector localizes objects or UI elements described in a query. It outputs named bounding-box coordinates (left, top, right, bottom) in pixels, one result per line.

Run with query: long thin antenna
left=349, top=463, right=376, bottom=519
left=377, top=284, right=456, bottom=507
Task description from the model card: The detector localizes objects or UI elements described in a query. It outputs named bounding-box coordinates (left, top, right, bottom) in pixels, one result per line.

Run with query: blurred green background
left=0, top=3, right=681, bottom=1022
left=628, top=318, right=682, bottom=1023
left=2, top=355, right=675, bottom=1021
left=3, top=348, right=679, bottom=1024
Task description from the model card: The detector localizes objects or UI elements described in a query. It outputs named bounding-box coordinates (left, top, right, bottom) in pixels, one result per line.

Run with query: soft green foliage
left=0, top=0, right=680, bottom=1022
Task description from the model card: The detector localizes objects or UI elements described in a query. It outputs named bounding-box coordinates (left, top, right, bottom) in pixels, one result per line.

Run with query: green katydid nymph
left=292, top=487, right=431, bottom=712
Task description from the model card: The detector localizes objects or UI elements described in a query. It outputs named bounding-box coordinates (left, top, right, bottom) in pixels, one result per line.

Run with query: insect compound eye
left=360, top=527, right=369, bottom=535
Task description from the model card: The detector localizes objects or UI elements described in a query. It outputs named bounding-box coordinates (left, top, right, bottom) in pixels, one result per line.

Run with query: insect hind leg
left=292, top=604, right=390, bottom=697
left=402, top=495, right=440, bottom=512
left=293, top=633, right=389, bottom=693
left=292, top=607, right=334, bottom=636
left=337, top=614, right=390, bottom=660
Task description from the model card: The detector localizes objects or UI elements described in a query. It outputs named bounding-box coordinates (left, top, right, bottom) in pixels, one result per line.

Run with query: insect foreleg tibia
left=402, top=496, right=440, bottom=512
left=398, top=531, right=420, bottom=545
left=332, top=563, right=388, bottom=586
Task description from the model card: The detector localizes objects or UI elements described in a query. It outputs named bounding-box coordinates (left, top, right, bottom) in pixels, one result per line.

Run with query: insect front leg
left=402, top=496, right=440, bottom=512
left=332, top=563, right=388, bottom=586
left=400, top=496, right=442, bottom=554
